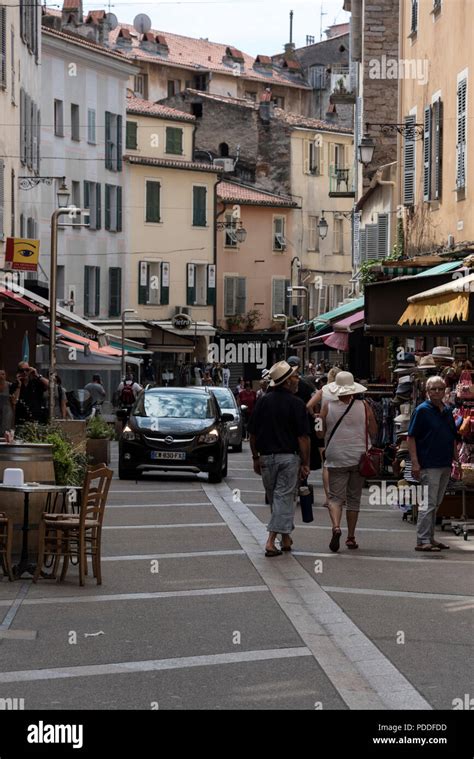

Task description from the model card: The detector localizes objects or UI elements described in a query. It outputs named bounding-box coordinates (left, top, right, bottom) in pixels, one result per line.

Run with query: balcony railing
left=329, top=165, right=355, bottom=197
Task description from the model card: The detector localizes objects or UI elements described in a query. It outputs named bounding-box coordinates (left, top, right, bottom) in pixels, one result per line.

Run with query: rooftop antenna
left=320, top=2, right=327, bottom=41
left=289, top=9, right=293, bottom=45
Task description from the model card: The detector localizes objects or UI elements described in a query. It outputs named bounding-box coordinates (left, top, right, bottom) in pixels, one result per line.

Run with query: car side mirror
left=221, top=413, right=234, bottom=422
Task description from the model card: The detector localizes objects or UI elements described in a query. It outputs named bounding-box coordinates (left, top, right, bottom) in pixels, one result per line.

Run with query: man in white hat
left=248, top=361, right=311, bottom=556
left=316, top=372, right=377, bottom=552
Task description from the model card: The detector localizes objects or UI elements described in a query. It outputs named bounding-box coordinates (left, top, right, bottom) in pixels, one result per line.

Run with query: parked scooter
left=66, top=389, right=100, bottom=420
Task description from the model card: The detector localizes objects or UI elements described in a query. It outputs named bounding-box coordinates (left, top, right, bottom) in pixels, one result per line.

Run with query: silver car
left=210, top=387, right=243, bottom=452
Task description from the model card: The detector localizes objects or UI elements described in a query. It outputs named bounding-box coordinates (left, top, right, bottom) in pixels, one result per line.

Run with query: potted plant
left=244, top=309, right=262, bottom=331
left=16, top=421, right=88, bottom=486
left=336, top=77, right=347, bottom=93
left=226, top=315, right=244, bottom=332
left=86, top=417, right=115, bottom=466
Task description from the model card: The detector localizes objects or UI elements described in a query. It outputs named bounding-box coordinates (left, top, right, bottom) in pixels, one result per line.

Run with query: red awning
left=333, top=309, right=365, bottom=331
left=0, top=288, right=44, bottom=313
left=56, top=327, right=121, bottom=357
left=322, top=331, right=349, bottom=351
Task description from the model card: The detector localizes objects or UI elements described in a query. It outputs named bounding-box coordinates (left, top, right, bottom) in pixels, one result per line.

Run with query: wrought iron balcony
left=329, top=165, right=355, bottom=197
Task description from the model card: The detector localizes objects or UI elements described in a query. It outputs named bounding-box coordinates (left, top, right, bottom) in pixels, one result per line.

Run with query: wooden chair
left=33, top=465, right=112, bottom=586
left=0, top=513, right=13, bottom=581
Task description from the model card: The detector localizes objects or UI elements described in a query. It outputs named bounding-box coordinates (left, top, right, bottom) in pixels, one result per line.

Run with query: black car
left=118, top=387, right=232, bottom=482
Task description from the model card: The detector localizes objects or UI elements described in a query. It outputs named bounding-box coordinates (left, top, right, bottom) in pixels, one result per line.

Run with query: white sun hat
left=327, top=371, right=367, bottom=397
left=268, top=361, right=299, bottom=387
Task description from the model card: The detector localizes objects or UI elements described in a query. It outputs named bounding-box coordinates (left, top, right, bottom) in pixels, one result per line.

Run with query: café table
left=0, top=483, right=70, bottom=578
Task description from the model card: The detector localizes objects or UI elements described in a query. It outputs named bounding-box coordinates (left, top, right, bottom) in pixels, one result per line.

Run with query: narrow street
left=0, top=442, right=472, bottom=711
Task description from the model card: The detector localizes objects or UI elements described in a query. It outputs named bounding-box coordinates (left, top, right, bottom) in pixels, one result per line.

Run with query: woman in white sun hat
left=316, top=371, right=377, bottom=552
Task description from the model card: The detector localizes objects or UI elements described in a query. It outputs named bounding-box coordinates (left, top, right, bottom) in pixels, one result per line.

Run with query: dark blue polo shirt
left=407, top=400, right=456, bottom=469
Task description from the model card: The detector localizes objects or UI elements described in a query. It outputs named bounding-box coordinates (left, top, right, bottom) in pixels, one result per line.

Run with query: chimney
left=259, top=89, right=274, bottom=123
left=285, top=10, right=296, bottom=53
left=139, top=31, right=157, bottom=53
left=116, top=27, right=133, bottom=48
left=61, top=0, right=83, bottom=27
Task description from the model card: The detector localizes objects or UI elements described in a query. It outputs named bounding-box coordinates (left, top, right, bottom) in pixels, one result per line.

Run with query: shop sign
left=172, top=313, right=192, bottom=330
left=5, top=238, right=40, bottom=271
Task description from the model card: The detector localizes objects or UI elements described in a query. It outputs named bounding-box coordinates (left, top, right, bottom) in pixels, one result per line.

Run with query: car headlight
left=198, top=428, right=219, bottom=444
left=122, top=426, right=140, bottom=441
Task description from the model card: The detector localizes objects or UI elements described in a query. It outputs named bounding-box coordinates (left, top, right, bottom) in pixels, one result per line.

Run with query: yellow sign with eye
left=5, top=238, right=40, bottom=271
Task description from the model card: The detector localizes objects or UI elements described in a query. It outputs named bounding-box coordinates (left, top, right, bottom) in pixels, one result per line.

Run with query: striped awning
left=381, top=267, right=424, bottom=276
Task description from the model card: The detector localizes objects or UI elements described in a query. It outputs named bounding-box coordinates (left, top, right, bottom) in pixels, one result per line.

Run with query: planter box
left=54, top=420, right=87, bottom=448
left=86, top=438, right=110, bottom=466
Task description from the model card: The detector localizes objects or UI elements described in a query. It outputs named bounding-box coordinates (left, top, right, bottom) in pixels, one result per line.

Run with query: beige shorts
left=327, top=464, right=364, bottom=512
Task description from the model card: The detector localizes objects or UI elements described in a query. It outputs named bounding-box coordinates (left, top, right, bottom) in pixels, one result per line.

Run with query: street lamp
left=216, top=220, right=247, bottom=243
left=121, top=309, right=137, bottom=380
left=48, top=181, right=71, bottom=422
left=317, top=216, right=329, bottom=240
left=273, top=313, right=288, bottom=359
left=287, top=286, right=310, bottom=368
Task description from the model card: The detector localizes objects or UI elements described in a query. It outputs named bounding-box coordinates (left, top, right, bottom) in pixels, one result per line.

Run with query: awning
left=323, top=331, right=349, bottom=351
left=56, top=327, right=122, bottom=357
left=148, top=321, right=216, bottom=337
left=333, top=309, right=365, bottom=331
left=312, top=297, right=365, bottom=332
left=398, top=273, right=474, bottom=325
left=0, top=287, right=44, bottom=313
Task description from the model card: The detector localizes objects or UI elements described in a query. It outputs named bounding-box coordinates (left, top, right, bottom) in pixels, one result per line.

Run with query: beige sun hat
left=417, top=355, right=437, bottom=369
left=268, top=360, right=298, bottom=387
left=327, top=371, right=367, bottom=397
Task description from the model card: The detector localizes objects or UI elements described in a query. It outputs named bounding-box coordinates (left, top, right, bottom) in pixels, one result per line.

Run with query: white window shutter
left=0, top=8, right=6, bottom=89
left=272, top=278, right=285, bottom=316
left=224, top=277, right=235, bottom=316
left=377, top=213, right=389, bottom=259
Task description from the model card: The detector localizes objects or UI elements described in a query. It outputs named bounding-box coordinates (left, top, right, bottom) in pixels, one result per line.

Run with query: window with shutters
left=403, top=114, right=416, bottom=205
left=54, top=99, right=64, bottom=137
left=423, top=105, right=432, bottom=201
left=108, top=267, right=122, bottom=317
left=432, top=98, right=443, bottom=200
left=87, top=109, right=96, bottom=144
left=126, top=121, right=138, bottom=150
left=84, top=181, right=101, bottom=230
left=0, top=7, right=6, bottom=90
left=333, top=217, right=344, bottom=254
left=84, top=266, right=100, bottom=316
left=307, top=215, right=319, bottom=251
left=167, top=79, right=180, bottom=97
left=10, top=26, right=14, bottom=104
left=273, top=216, right=286, bottom=251
left=138, top=261, right=161, bottom=306
left=410, top=0, right=418, bottom=35
left=192, top=186, right=207, bottom=227
left=309, top=65, right=326, bottom=90
left=377, top=214, right=389, bottom=259
left=134, top=73, right=148, bottom=98
left=224, top=212, right=238, bottom=247
left=145, top=180, right=161, bottom=223
left=105, top=184, right=122, bottom=232
left=20, top=0, right=38, bottom=56
left=365, top=224, right=378, bottom=260
left=224, top=276, right=246, bottom=316
left=105, top=111, right=122, bottom=171
left=456, top=77, right=467, bottom=191
left=303, top=139, right=323, bottom=175
left=71, top=104, right=80, bottom=141
left=26, top=216, right=36, bottom=239
left=272, top=278, right=286, bottom=317
left=0, top=159, right=4, bottom=239
left=194, top=264, right=207, bottom=305
left=165, top=127, right=183, bottom=155
left=71, top=181, right=80, bottom=228
left=25, top=92, right=31, bottom=169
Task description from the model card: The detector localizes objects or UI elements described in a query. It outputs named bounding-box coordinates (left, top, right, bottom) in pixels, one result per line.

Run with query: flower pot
left=86, top=438, right=110, bottom=466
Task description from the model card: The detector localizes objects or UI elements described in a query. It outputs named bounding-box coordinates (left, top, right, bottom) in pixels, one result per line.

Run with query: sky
left=80, top=0, right=351, bottom=56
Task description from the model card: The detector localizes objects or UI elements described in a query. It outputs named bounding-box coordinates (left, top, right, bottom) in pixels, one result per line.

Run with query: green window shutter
left=117, top=114, right=122, bottom=171
left=236, top=277, right=246, bottom=315
left=166, top=127, right=183, bottom=155
left=126, top=121, right=137, bottom=150
left=105, top=184, right=111, bottom=230
left=105, top=111, right=112, bottom=169
left=138, top=261, right=148, bottom=305
left=84, top=266, right=90, bottom=315
left=423, top=105, right=432, bottom=201
left=83, top=181, right=90, bottom=210
left=160, top=262, right=170, bottom=305
left=96, top=183, right=101, bottom=229
left=108, top=267, right=122, bottom=317
left=433, top=99, right=443, bottom=201
left=403, top=114, right=416, bottom=205
left=186, top=263, right=195, bottom=305
left=146, top=181, right=160, bottom=222
left=94, top=267, right=101, bottom=316
left=207, top=264, right=216, bottom=305
left=193, top=186, right=207, bottom=226
left=224, top=277, right=234, bottom=316
left=116, top=186, right=122, bottom=232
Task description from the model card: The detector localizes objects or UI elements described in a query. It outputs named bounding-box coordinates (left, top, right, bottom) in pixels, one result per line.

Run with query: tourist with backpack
left=117, top=373, right=142, bottom=410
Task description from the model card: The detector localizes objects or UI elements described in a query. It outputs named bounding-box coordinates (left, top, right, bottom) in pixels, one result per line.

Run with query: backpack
left=120, top=381, right=135, bottom=407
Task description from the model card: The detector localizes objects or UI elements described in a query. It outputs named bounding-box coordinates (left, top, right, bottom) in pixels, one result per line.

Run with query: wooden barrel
left=0, top=444, right=55, bottom=557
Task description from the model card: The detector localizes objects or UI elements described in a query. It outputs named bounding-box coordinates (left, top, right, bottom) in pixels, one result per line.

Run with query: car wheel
left=222, top=453, right=228, bottom=478
left=232, top=442, right=242, bottom=453
left=208, top=467, right=223, bottom=483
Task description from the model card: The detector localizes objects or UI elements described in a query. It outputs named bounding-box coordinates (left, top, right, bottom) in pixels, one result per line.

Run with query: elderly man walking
left=407, top=375, right=458, bottom=552
left=248, top=361, right=310, bottom=557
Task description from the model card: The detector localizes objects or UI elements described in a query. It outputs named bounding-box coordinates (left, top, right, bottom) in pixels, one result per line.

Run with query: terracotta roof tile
left=218, top=181, right=297, bottom=207
left=275, top=108, right=353, bottom=134
left=85, top=10, right=105, bottom=25
left=255, top=55, right=272, bottom=66
left=184, top=89, right=255, bottom=109
left=62, top=0, right=79, bottom=9
left=108, top=24, right=311, bottom=90
left=125, top=155, right=222, bottom=173
left=42, top=26, right=138, bottom=66
left=225, top=46, right=244, bottom=62
left=126, top=94, right=196, bottom=122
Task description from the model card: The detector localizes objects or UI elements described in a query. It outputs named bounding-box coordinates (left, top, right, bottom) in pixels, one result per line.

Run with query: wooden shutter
left=108, top=267, right=121, bottom=317
left=377, top=214, right=389, bottom=259
left=84, top=266, right=90, bottom=315
left=206, top=264, right=216, bottom=305
left=187, top=263, right=196, bottom=305
left=0, top=159, right=4, bottom=238
left=411, top=0, right=418, bottom=33
left=236, top=277, right=246, bottom=314
left=105, top=111, right=112, bottom=169
left=272, top=278, right=285, bottom=316
left=94, top=267, right=101, bottom=316
left=116, top=186, right=122, bottom=232
left=224, top=277, right=235, bottom=316
left=433, top=99, right=443, bottom=200
left=329, top=143, right=336, bottom=176
left=359, top=227, right=366, bottom=262
left=138, top=262, right=149, bottom=304
left=193, top=186, right=207, bottom=226
left=423, top=105, right=432, bottom=201
left=403, top=114, right=416, bottom=205
left=146, top=181, right=160, bottom=223
left=303, top=140, right=310, bottom=174
left=160, top=262, right=170, bottom=305
left=20, top=89, right=25, bottom=164
left=366, top=224, right=378, bottom=260
left=0, top=8, right=6, bottom=89
left=117, top=114, right=122, bottom=171
left=83, top=181, right=90, bottom=210
left=105, top=184, right=111, bottom=230
left=25, top=94, right=32, bottom=169
left=166, top=127, right=182, bottom=154
left=456, top=79, right=467, bottom=189
left=126, top=121, right=137, bottom=150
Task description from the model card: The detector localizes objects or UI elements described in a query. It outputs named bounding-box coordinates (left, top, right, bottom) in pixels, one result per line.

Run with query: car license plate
left=151, top=451, right=186, bottom=460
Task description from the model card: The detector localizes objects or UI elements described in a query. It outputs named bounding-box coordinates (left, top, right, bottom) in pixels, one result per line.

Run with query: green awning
left=414, top=261, right=462, bottom=277
left=381, top=266, right=424, bottom=276
left=312, top=297, right=365, bottom=333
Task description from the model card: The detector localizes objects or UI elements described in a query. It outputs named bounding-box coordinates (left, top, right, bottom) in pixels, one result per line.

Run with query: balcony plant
left=226, top=315, right=244, bottom=332
left=244, top=309, right=262, bottom=331
left=86, top=416, right=115, bottom=466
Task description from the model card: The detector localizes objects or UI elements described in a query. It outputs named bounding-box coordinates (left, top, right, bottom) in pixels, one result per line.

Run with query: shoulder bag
left=359, top=401, right=384, bottom=478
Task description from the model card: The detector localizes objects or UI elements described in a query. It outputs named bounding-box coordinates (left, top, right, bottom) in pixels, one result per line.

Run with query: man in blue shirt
left=407, top=376, right=459, bottom=552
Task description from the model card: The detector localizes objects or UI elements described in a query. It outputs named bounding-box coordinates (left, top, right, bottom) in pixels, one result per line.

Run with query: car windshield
left=136, top=392, right=215, bottom=419
left=211, top=388, right=235, bottom=407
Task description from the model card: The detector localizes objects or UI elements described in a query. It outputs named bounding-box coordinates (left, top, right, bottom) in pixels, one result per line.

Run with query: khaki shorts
left=327, top=464, right=364, bottom=512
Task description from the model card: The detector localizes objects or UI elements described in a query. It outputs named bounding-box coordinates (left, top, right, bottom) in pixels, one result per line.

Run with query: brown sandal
left=345, top=537, right=358, bottom=549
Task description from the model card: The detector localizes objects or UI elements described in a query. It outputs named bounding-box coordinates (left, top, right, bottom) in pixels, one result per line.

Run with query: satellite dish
left=105, top=12, right=118, bottom=30
left=133, top=13, right=152, bottom=35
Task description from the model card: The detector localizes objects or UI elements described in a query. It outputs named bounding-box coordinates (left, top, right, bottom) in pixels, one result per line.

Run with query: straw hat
left=327, top=371, right=367, bottom=397
left=268, top=361, right=298, bottom=387
left=417, top=355, right=437, bottom=370
left=431, top=346, right=454, bottom=363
